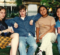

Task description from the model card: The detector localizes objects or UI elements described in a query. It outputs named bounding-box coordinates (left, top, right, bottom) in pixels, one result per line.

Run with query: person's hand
left=29, top=20, right=33, bottom=25
left=39, top=35, right=44, bottom=39
left=14, top=22, right=18, bottom=28
left=7, top=28, right=14, bottom=33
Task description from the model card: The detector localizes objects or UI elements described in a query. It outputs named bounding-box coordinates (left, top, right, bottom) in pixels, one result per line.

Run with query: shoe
left=37, top=50, right=42, bottom=55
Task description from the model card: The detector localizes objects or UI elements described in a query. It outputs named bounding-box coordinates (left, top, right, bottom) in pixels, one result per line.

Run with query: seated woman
left=36, top=5, right=57, bottom=55
left=0, top=7, right=19, bottom=55
left=55, top=6, right=60, bottom=55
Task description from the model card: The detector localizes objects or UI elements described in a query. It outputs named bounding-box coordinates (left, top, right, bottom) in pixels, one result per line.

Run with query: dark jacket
left=5, top=13, right=41, bottom=37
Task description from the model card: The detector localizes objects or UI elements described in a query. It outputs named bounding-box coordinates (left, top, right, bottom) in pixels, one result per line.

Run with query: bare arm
left=36, top=27, right=40, bottom=39
left=36, top=27, right=40, bottom=42
left=0, top=28, right=14, bottom=34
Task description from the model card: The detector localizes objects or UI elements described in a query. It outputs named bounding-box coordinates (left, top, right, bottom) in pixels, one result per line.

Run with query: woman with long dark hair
left=0, top=7, right=19, bottom=55
left=36, top=5, right=57, bottom=55
left=55, top=6, right=60, bottom=55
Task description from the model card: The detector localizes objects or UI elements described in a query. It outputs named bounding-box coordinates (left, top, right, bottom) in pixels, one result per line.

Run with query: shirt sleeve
left=5, top=18, right=15, bottom=26
left=35, top=21, right=40, bottom=28
left=51, top=17, right=56, bottom=26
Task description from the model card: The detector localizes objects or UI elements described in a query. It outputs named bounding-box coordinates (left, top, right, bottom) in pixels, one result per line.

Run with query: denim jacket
left=5, top=13, right=41, bottom=37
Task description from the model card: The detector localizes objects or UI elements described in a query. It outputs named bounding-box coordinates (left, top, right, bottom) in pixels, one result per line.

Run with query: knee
left=31, top=43, right=37, bottom=50
left=13, top=33, right=19, bottom=38
left=10, top=33, right=19, bottom=39
left=19, top=42, right=22, bottom=51
left=14, top=33, right=19, bottom=36
left=49, top=43, right=52, bottom=47
left=46, top=33, right=52, bottom=36
left=19, top=42, right=24, bottom=48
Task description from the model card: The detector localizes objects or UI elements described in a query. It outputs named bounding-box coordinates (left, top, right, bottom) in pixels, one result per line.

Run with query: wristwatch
left=36, top=39, right=39, bottom=40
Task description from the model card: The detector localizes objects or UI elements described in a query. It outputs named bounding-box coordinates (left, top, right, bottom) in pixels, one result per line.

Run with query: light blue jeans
left=19, top=35, right=37, bottom=55
left=57, top=35, right=60, bottom=54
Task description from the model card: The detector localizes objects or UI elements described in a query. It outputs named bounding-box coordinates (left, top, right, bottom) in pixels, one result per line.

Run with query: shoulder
left=48, top=16, right=54, bottom=19
left=56, top=20, right=59, bottom=24
left=48, top=16, right=55, bottom=21
left=55, top=20, right=59, bottom=27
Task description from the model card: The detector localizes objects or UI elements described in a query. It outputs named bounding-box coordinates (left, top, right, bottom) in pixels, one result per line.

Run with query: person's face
left=0, top=9, right=6, bottom=20
left=19, top=9, right=26, bottom=17
left=40, top=7, right=47, bottom=16
left=57, top=8, right=60, bottom=18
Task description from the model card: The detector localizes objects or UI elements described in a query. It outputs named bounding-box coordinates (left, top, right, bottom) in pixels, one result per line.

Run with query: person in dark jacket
left=0, top=7, right=19, bottom=55
left=6, top=5, right=41, bottom=55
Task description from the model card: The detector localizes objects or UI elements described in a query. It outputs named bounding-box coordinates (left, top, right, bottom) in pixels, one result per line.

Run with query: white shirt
left=21, top=17, right=25, bottom=20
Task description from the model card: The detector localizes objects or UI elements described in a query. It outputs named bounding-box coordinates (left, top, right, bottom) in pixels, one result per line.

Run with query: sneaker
left=37, top=50, right=42, bottom=55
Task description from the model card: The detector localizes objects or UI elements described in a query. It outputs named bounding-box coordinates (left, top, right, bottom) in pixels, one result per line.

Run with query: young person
left=36, top=5, right=57, bottom=55
left=0, top=7, right=19, bottom=55
left=55, top=7, right=60, bottom=55
left=7, top=5, right=41, bottom=55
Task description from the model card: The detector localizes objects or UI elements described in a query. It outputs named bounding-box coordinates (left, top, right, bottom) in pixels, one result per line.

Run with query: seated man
left=6, top=5, right=41, bottom=55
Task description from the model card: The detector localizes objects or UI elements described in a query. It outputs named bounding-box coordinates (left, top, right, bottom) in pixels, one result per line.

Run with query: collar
left=21, top=17, right=25, bottom=20
left=19, top=16, right=28, bottom=21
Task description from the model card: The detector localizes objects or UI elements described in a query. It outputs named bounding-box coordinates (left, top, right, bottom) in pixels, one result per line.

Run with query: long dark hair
left=55, top=6, right=60, bottom=22
left=38, top=5, right=48, bottom=14
left=0, top=6, right=6, bottom=22
left=0, top=6, right=8, bottom=28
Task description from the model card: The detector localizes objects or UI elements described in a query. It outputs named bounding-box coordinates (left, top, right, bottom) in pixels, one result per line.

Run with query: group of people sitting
left=0, top=4, right=60, bottom=55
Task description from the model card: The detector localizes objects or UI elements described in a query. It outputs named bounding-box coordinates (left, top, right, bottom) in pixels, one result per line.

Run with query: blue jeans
left=57, top=35, right=60, bottom=54
left=19, top=35, right=37, bottom=55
